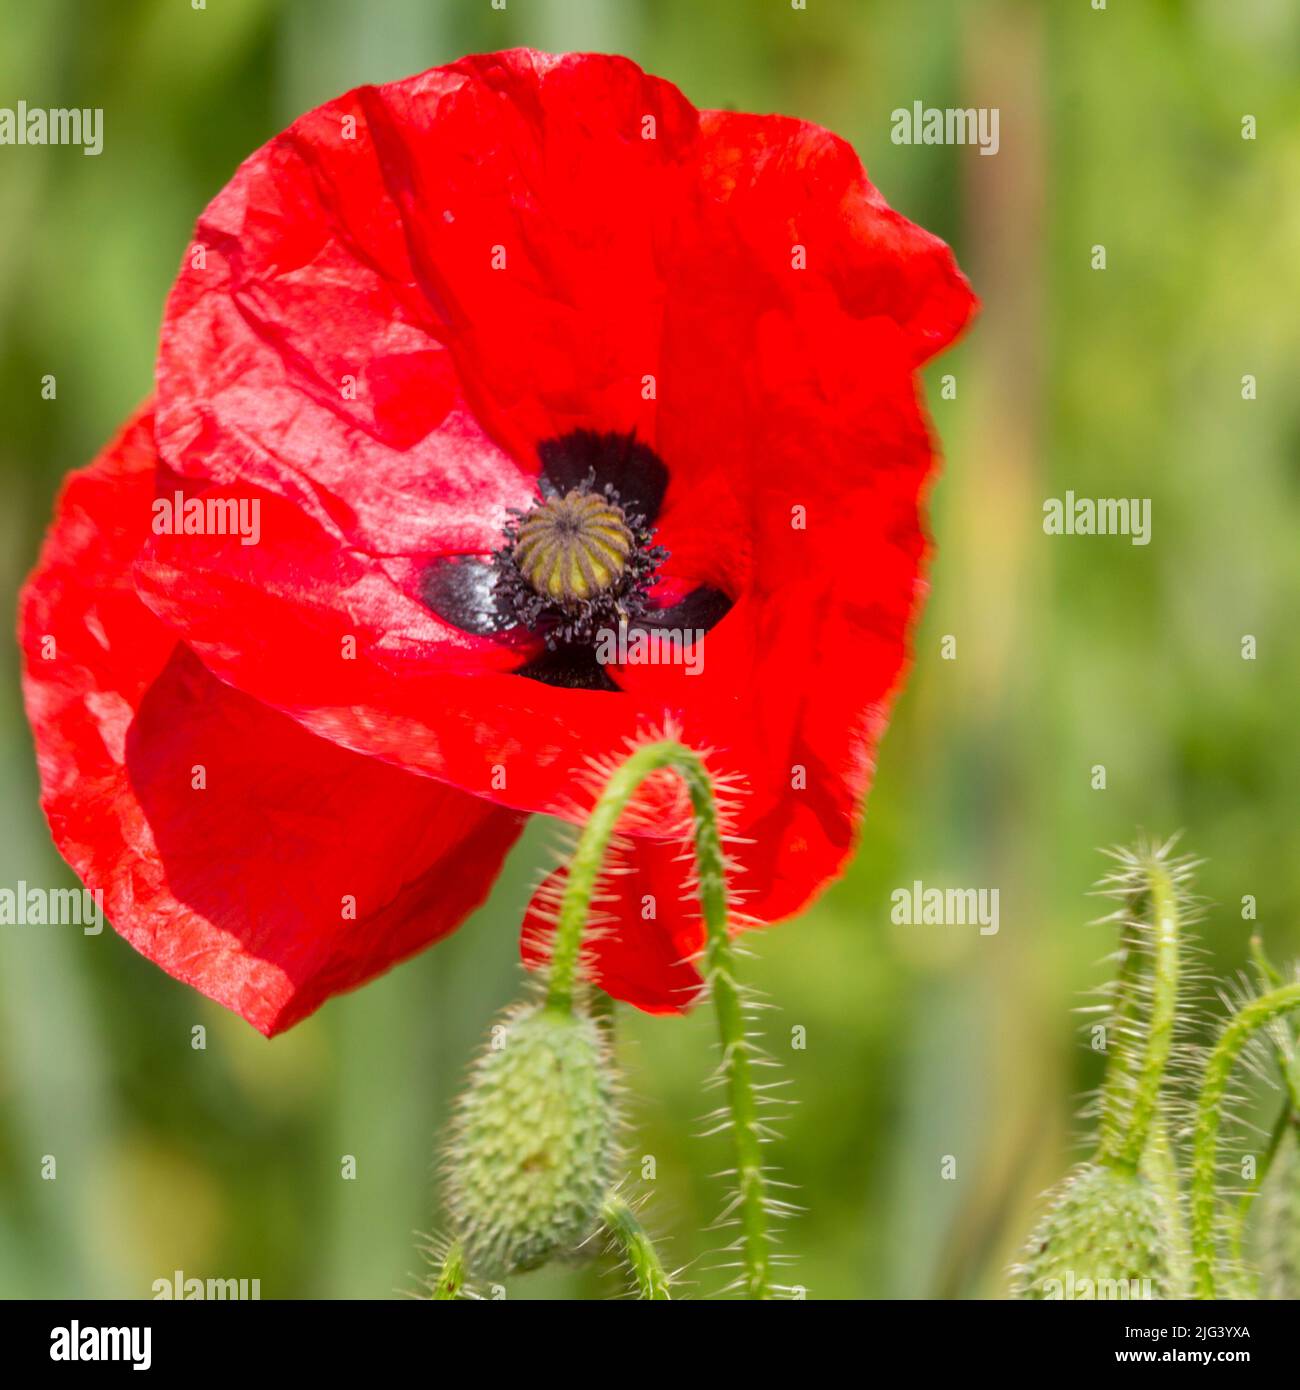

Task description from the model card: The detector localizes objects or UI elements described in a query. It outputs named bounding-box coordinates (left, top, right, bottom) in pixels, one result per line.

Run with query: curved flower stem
left=1190, top=981, right=1300, bottom=1298
left=1226, top=1099, right=1295, bottom=1272
left=543, top=739, right=772, bottom=1299
left=546, top=741, right=693, bottom=1015
left=602, top=1196, right=672, bottom=1299
left=429, top=1240, right=466, bottom=1300
left=1248, top=936, right=1300, bottom=1111
left=1096, top=862, right=1180, bottom=1172
left=1225, top=936, right=1300, bottom=1269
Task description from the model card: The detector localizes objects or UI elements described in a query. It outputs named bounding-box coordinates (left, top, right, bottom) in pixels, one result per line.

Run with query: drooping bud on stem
left=436, top=737, right=752, bottom=1298
left=542, top=737, right=774, bottom=1298
left=445, top=1002, right=619, bottom=1277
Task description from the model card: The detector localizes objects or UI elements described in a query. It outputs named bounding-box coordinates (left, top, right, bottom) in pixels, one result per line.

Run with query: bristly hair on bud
left=1084, top=834, right=1206, bottom=1294
left=1017, top=835, right=1300, bottom=1302
left=443, top=1001, right=620, bottom=1278
left=1014, top=835, right=1199, bottom=1299
left=1085, top=834, right=1204, bottom=1177
left=1010, top=1162, right=1179, bottom=1299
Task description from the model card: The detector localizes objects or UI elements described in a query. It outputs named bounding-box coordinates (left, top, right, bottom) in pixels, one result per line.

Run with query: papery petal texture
left=20, top=50, right=975, bottom=1029
left=20, top=409, right=524, bottom=1035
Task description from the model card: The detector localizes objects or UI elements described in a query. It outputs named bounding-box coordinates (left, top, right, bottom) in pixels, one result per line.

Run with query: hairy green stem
left=686, top=773, right=772, bottom=1299
left=546, top=742, right=691, bottom=1014
left=698, top=854, right=771, bottom=1299
left=1145, top=1111, right=1191, bottom=1291
left=429, top=1240, right=466, bottom=1300
left=1248, top=937, right=1300, bottom=1112
left=544, top=739, right=773, bottom=1298
left=1095, top=929, right=1144, bottom=1161
left=1190, top=982, right=1300, bottom=1298
left=1097, top=864, right=1180, bottom=1172
left=602, top=1196, right=671, bottom=1299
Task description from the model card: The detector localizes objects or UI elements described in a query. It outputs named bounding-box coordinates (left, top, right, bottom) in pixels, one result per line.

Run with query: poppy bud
left=445, top=1003, right=619, bottom=1276
left=1013, top=1163, right=1178, bottom=1300
left=1257, top=1128, right=1300, bottom=1299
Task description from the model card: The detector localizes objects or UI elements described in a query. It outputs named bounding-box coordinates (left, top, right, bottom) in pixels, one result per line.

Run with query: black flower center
left=490, top=475, right=667, bottom=650
left=419, top=430, right=732, bottom=692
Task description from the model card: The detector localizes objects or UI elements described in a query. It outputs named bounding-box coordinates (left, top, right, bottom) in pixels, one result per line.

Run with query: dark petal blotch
left=537, top=430, right=669, bottom=522
left=635, top=585, right=733, bottom=634
left=515, top=645, right=621, bottom=692
left=420, top=556, right=519, bottom=636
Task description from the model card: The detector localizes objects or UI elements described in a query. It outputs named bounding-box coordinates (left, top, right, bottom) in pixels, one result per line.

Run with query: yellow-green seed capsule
left=512, top=489, right=632, bottom=606
left=1256, top=1126, right=1300, bottom=1299
left=1012, top=1163, right=1178, bottom=1300
left=445, top=1003, right=618, bottom=1277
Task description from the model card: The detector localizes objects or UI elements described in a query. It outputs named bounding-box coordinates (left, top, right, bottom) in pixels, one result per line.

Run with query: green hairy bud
left=1013, top=1163, right=1177, bottom=1300
left=445, top=1002, right=619, bottom=1277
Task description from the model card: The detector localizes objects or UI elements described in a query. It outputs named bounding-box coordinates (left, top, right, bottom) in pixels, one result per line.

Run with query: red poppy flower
left=18, top=50, right=975, bottom=1036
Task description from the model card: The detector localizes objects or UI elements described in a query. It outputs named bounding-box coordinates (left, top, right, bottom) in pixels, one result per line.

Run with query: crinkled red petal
left=19, top=407, right=526, bottom=1034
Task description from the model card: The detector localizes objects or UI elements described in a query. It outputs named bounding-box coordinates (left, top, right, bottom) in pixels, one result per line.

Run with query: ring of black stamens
left=490, top=470, right=667, bottom=651
left=418, top=432, right=734, bottom=691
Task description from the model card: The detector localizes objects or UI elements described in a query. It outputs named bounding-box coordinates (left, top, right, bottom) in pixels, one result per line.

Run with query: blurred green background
left=2, top=0, right=1298, bottom=1300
